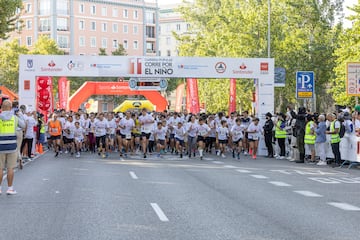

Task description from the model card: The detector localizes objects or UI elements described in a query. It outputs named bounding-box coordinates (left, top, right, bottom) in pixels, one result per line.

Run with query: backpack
left=338, top=121, right=345, bottom=138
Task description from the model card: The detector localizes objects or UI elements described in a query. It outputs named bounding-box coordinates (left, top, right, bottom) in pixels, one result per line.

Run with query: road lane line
left=251, top=175, right=268, bottom=179
left=327, top=202, right=360, bottom=211
left=213, top=161, right=224, bottom=164
left=224, top=165, right=237, bottom=169
left=268, top=181, right=292, bottom=187
left=129, top=171, right=138, bottom=180
left=236, top=169, right=252, bottom=173
left=294, top=191, right=323, bottom=197
left=150, top=203, right=169, bottom=222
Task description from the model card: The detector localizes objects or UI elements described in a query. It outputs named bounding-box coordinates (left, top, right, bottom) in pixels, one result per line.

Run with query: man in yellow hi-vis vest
left=0, top=100, right=25, bottom=195
left=326, top=113, right=341, bottom=167
left=304, top=115, right=316, bottom=163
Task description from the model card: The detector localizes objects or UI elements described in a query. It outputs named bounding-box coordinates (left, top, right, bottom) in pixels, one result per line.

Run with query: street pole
left=268, top=0, right=271, bottom=58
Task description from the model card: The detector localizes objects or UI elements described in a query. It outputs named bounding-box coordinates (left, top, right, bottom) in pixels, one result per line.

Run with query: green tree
left=329, top=3, right=360, bottom=106
left=0, top=0, right=22, bottom=39
left=111, top=44, right=127, bottom=56
left=0, top=39, right=28, bottom=90
left=176, top=0, right=343, bottom=113
left=99, top=48, right=107, bottom=56
left=30, top=35, right=64, bottom=55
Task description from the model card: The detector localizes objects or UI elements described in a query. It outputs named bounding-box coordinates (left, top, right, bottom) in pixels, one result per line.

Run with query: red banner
left=186, top=81, right=190, bottom=112
left=58, top=77, right=69, bottom=110
left=37, top=76, right=53, bottom=116
left=229, top=78, right=236, bottom=114
left=175, top=83, right=184, bottom=112
left=187, top=78, right=200, bottom=114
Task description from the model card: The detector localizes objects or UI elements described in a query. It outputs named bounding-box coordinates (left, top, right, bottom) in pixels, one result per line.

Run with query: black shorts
left=132, top=133, right=141, bottom=138
left=233, top=139, right=242, bottom=145
left=244, top=132, right=249, bottom=139
left=50, top=135, right=61, bottom=141
left=175, top=138, right=184, bottom=146
left=63, top=137, right=74, bottom=144
left=219, top=140, right=228, bottom=144
left=141, top=132, right=151, bottom=139
left=157, top=139, right=165, bottom=145
left=197, top=136, right=205, bottom=142
left=169, top=134, right=175, bottom=139
left=96, top=135, right=106, bottom=147
left=248, top=138, right=258, bottom=142
left=206, top=137, right=216, bottom=144
left=116, top=130, right=121, bottom=135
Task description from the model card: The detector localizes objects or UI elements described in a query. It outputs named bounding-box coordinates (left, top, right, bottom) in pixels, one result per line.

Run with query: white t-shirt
left=119, top=117, right=135, bottom=136
left=24, top=116, right=36, bottom=139
left=94, top=119, right=109, bottom=137
left=139, top=114, right=154, bottom=133
left=174, top=126, right=186, bottom=140
left=74, top=127, right=85, bottom=140
left=197, top=123, right=211, bottom=137
left=107, top=118, right=117, bottom=135
left=247, top=122, right=262, bottom=140
left=186, top=122, right=198, bottom=137
left=231, top=124, right=244, bottom=142
left=167, top=116, right=182, bottom=134
left=355, top=119, right=360, bottom=130
left=217, top=126, right=229, bottom=140
left=153, top=127, right=167, bottom=141
left=63, top=121, right=75, bottom=139
left=209, top=120, right=217, bottom=138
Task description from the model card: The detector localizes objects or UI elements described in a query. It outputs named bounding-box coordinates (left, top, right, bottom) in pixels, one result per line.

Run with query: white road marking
left=308, top=177, right=341, bottom=184
left=250, top=175, right=268, bottom=179
left=224, top=165, right=237, bottom=169
left=270, top=170, right=292, bottom=175
left=150, top=203, right=169, bottom=222
left=268, top=181, right=292, bottom=187
left=213, top=161, right=224, bottom=164
left=129, top=171, right=138, bottom=180
left=294, top=191, right=323, bottom=197
left=327, top=202, right=360, bottom=211
left=236, top=169, right=252, bottom=173
left=55, top=191, right=60, bottom=194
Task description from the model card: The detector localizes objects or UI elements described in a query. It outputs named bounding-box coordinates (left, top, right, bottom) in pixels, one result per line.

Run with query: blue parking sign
left=296, top=71, right=314, bottom=99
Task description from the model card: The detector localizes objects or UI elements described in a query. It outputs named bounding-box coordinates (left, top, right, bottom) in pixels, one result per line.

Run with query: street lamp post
left=268, top=0, right=271, bottom=58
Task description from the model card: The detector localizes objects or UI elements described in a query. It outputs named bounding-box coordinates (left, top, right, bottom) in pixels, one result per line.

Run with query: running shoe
left=237, top=153, right=240, bottom=160
left=221, top=154, right=226, bottom=158
left=180, top=153, right=183, bottom=158
left=252, top=155, right=257, bottom=159
left=55, top=152, right=59, bottom=157
left=6, top=189, right=17, bottom=195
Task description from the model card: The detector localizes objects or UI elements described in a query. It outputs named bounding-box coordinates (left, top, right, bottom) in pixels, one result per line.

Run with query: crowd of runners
left=45, top=108, right=261, bottom=160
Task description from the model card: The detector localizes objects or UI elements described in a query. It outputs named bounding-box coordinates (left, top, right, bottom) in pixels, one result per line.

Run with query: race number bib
left=126, top=133, right=132, bottom=139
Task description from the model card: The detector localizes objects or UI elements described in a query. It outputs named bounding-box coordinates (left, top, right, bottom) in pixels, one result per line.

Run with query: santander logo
left=41, top=60, right=62, bottom=72
left=239, top=63, right=247, bottom=69
left=48, top=61, right=56, bottom=67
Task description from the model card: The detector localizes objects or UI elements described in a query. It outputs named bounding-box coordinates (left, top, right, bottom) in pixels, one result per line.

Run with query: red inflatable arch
left=68, top=82, right=168, bottom=112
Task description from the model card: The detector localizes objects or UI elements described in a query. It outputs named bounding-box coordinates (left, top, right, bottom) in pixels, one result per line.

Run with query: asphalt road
left=0, top=151, right=359, bottom=240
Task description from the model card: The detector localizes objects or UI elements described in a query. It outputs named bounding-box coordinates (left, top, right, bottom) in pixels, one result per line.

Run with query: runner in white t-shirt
left=94, top=113, right=109, bottom=158
left=196, top=117, right=211, bottom=160
left=153, top=121, right=167, bottom=157
left=74, top=121, right=85, bottom=157
left=216, top=120, right=229, bottom=158
left=174, top=122, right=186, bottom=158
left=230, top=118, right=244, bottom=160
left=186, top=115, right=198, bottom=158
left=138, top=108, right=155, bottom=158
left=246, top=118, right=262, bottom=159
left=119, top=111, right=135, bottom=157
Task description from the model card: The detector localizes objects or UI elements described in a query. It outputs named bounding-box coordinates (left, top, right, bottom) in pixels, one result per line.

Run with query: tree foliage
left=329, top=3, right=360, bottom=106
left=176, top=0, right=343, bottom=113
left=0, top=0, right=22, bottom=40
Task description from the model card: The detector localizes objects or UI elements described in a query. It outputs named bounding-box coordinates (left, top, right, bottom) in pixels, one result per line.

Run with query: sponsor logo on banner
left=67, top=60, right=84, bottom=71
left=260, top=62, right=269, bottom=74
left=144, top=58, right=173, bottom=76
left=177, top=64, right=208, bottom=70
left=90, top=63, right=122, bottom=69
left=25, top=59, right=35, bottom=72
left=41, top=60, right=62, bottom=72
left=232, top=63, right=253, bottom=75
left=215, top=62, right=226, bottom=73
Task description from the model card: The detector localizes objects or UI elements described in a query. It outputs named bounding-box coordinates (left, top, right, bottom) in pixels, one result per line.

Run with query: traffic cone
left=36, top=143, right=40, bottom=154
left=38, top=143, right=44, bottom=154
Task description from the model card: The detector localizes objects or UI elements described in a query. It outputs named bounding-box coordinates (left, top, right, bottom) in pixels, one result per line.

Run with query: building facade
left=158, top=4, right=190, bottom=57
left=11, top=0, right=158, bottom=56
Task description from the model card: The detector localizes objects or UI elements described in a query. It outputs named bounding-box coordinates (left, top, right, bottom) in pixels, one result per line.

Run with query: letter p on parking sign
left=296, top=71, right=314, bottom=99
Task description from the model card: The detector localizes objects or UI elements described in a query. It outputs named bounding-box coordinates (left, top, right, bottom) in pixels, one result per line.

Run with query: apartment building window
left=79, top=36, right=85, bottom=47
left=102, top=102, right=108, bottom=112
left=90, top=37, right=96, bottom=48
left=146, top=11, right=155, bottom=24
left=112, top=23, right=118, bottom=33
left=91, top=21, right=96, bottom=31
left=57, top=18, right=68, bottom=31
left=133, top=10, right=138, bottom=19
left=123, top=9, right=128, bottom=18
left=186, top=23, right=190, bottom=30
left=123, top=40, right=128, bottom=49
left=146, top=26, right=155, bottom=38
left=176, top=24, right=181, bottom=31
left=133, top=25, right=138, bottom=34
left=39, top=18, right=50, bottom=31
left=26, top=36, right=32, bottom=46
left=39, top=0, right=51, bottom=15
left=57, top=35, right=69, bottom=48
left=15, top=21, right=22, bottom=31
left=112, top=8, right=118, bottom=17
left=57, top=1, right=69, bottom=15
left=26, top=3, right=32, bottom=13
left=166, top=37, right=171, bottom=45
left=102, top=7, right=107, bottom=16
left=133, top=40, right=138, bottom=50
left=146, top=42, right=154, bottom=53
left=26, top=20, right=32, bottom=30
left=167, top=50, right=171, bottom=56
left=91, top=5, right=96, bottom=15
left=102, top=23, right=107, bottom=32
left=102, top=38, right=108, bottom=48
left=123, top=24, right=128, bottom=33
left=79, top=3, right=84, bottom=13
left=79, top=20, right=85, bottom=30
left=113, top=40, right=118, bottom=48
